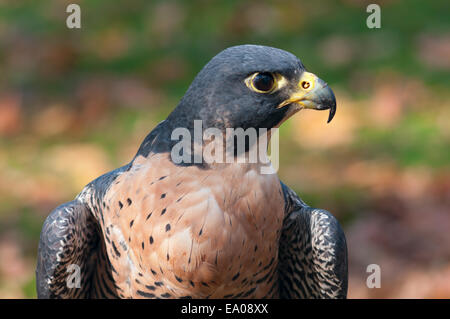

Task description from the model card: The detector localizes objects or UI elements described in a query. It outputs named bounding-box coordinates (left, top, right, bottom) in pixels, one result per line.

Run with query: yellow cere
left=298, top=72, right=316, bottom=92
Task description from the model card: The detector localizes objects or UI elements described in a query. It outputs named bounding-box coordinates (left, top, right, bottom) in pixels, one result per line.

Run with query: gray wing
left=278, top=182, right=348, bottom=299
left=36, top=199, right=100, bottom=298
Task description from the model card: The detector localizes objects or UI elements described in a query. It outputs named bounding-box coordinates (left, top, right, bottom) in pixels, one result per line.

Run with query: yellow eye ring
left=246, top=72, right=277, bottom=93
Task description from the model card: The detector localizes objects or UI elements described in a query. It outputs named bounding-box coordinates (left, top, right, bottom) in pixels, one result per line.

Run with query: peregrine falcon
left=36, top=45, right=347, bottom=299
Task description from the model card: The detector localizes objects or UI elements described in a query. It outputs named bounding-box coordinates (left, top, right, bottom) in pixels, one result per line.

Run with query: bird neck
left=135, top=118, right=277, bottom=171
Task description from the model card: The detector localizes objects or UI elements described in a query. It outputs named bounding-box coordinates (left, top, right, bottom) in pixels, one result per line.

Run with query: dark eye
left=252, top=72, right=275, bottom=92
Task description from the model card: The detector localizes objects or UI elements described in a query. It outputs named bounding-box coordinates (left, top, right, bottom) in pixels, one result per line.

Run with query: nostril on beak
left=301, top=81, right=310, bottom=89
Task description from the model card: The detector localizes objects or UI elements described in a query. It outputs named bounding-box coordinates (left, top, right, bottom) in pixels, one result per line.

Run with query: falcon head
left=168, top=44, right=336, bottom=131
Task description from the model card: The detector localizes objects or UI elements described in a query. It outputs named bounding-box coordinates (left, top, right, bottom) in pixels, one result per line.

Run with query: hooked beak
left=277, top=72, right=337, bottom=123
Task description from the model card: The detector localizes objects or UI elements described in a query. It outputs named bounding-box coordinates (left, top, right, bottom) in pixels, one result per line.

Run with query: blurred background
left=0, top=0, right=449, bottom=298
